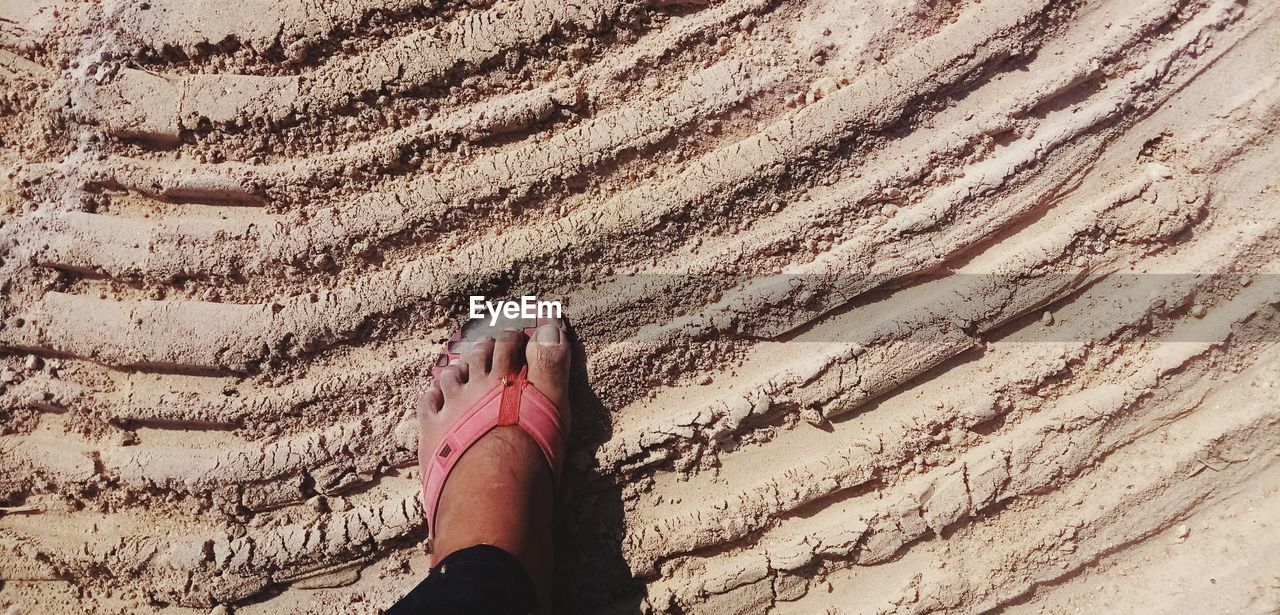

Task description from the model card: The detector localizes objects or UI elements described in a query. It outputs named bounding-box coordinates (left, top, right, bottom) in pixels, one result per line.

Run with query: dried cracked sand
left=1, top=0, right=1279, bottom=612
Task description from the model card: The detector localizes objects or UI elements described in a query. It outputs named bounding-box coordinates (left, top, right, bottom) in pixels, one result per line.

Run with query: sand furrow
left=83, top=0, right=779, bottom=206
left=641, top=306, right=1278, bottom=611
left=558, top=0, right=1196, bottom=348
left=578, top=0, right=1248, bottom=395
left=76, top=0, right=703, bottom=143
left=0, top=493, right=422, bottom=606
left=594, top=166, right=1206, bottom=479
left=789, top=349, right=1280, bottom=614
left=104, top=0, right=444, bottom=64
left=4, top=0, right=1063, bottom=372
left=38, top=55, right=788, bottom=281
left=2, top=0, right=1277, bottom=611
left=617, top=262, right=1278, bottom=572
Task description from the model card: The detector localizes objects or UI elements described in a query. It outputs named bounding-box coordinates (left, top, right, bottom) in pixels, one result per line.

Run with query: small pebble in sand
left=311, top=253, right=336, bottom=271
left=209, top=605, right=229, bottom=615
left=806, top=76, right=839, bottom=104
left=1176, top=524, right=1190, bottom=540
left=1189, top=304, right=1207, bottom=318
left=25, top=355, right=42, bottom=370
left=1041, top=311, right=1054, bottom=326
left=308, top=495, right=329, bottom=513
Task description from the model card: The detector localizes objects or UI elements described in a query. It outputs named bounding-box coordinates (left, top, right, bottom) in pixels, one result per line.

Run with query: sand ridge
left=1, top=0, right=1278, bottom=612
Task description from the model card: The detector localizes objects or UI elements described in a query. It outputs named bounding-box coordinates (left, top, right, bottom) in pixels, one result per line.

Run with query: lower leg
left=407, top=324, right=572, bottom=614
left=431, top=426, right=555, bottom=607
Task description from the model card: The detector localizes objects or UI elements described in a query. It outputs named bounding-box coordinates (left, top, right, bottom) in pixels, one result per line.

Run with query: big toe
left=525, top=322, right=572, bottom=414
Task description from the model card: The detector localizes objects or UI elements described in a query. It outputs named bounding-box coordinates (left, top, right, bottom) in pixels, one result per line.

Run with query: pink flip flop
left=420, top=315, right=566, bottom=543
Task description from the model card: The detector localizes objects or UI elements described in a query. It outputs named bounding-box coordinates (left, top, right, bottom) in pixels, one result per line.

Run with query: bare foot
left=416, top=322, right=572, bottom=612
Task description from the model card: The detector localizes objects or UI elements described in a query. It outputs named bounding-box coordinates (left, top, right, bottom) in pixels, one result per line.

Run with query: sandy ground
left=1, top=0, right=1278, bottom=612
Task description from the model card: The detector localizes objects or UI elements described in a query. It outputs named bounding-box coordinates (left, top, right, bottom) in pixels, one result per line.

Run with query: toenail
left=449, top=358, right=461, bottom=365
left=536, top=323, right=561, bottom=346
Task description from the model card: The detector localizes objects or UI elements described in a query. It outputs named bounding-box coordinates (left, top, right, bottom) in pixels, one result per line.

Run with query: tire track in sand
left=1, top=0, right=1278, bottom=611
